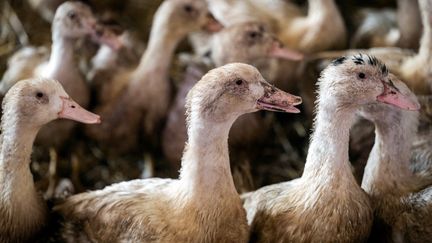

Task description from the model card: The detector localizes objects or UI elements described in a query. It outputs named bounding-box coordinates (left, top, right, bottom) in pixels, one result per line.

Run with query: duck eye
left=36, top=92, right=44, bottom=98
left=248, top=31, right=258, bottom=39
left=67, top=11, right=77, bottom=19
left=235, top=79, right=243, bottom=85
left=358, top=72, right=366, bottom=79
left=184, top=4, right=194, bottom=13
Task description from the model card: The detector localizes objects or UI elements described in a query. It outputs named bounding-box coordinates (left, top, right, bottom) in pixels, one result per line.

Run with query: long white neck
left=179, top=112, right=238, bottom=198
left=45, top=33, right=77, bottom=82
left=131, top=16, right=180, bottom=88
left=0, top=113, right=46, bottom=240
left=361, top=109, right=419, bottom=195
left=417, top=0, right=432, bottom=61
left=302, top=96, right=357, bottom=184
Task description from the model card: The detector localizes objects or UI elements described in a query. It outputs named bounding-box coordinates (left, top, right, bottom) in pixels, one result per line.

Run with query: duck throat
left=179, top=115, right=238, bottom=198
left=362, top=110, right=418, bottom=196
left=0, top=119, right=46, bottom=240
left=45, top=34, right=77, bottom=81
left=302, top=100, right=357, bottom=184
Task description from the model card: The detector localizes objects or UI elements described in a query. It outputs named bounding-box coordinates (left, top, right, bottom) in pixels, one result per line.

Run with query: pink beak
left=376, top=80, right=421, bottom=111
left=91, top=25, right=123, bottom=50
left=58, top=97, right=101, bottom=124
left=268, top=40, right=304, bottom=61
left=255, top=81, right=302, bottom=113
left=204, top=14, right=224, bottom=32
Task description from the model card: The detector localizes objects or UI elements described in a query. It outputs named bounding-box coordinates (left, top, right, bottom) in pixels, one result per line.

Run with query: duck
left=358, top=78, right=432, bottom=242
left=54, top=63, right=302, bottom=242
left=0, top=1, right=119, bottom=148
left=350, top=0, right=422, bottom=49
left=162, top=21, right=302, bottom=179
left=0, top=77, right=100, bottom=242
left=241, top=55, right=420, bottom=242
left=85, top=0, right=220, bottom=155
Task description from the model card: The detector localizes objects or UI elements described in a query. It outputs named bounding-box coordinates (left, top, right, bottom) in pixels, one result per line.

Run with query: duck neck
left=417, top=0, right=432, bottom=61
left=302, top=98, right=356, bottom=184
left=131, top=18, right=180, bottom=88
left=0, top=115, right=45, bottom=237
left=46, top=33, right=77, bottom=81
left=361, top=110, right=419, bottom=196
left=397, top=0, right=422, bottom=49
left=179, top=114, right=238, bottom=198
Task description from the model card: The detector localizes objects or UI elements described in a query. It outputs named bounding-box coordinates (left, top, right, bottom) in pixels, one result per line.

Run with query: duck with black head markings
left=54, top=63, right=301, bottom=243
left=242, top=54, right=419, bottom=243
left=0, top=78, right=100, bottom=243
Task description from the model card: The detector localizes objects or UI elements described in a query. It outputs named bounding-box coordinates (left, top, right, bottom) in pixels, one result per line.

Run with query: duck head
left=186, top=63, right=302, bottom=123
left=152, top=0, right=222, bottom=38
left=358, top=74, right=420, bottom=122
left=210, top=22, right=303, bottom=66
left=3, top=78, right=101, bottom=128
left=52, top=2, right=121, bottom=49
left=319, top=54, right=420, bottom=111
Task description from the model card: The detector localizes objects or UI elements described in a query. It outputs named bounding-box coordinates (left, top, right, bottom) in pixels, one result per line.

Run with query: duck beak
left=203, top=13, right=223, bottom=32
left=90, top=24, right=123, bottom=50
left=377, top=80, right=420, bottom=110
left=58, top=97, right=101, bottom=124
left=268, top=39, right=303, bottom=61
left=255, top=82, right=302, bottom=113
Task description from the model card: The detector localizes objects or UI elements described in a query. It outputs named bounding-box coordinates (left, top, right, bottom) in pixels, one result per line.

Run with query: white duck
left=0, top=77, right=100, bottom=242
left=358, top=79, right=432, bottom=242
left=86, top=0, right=219, bottom=155
left=0, top=1, right=119, bottom=148
left=54, top=63, right=302, bottom=242
left=242, top=55, right=419, bottom=242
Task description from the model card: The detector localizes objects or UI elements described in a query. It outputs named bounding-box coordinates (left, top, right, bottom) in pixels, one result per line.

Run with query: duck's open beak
left=58, top=97, right=101, bottom=124
left=255, top=82, right=302, bottom=113
left=90, top=25, right=123, bottom=50
left=268, top=39, right=303, bottom=61
left=377, top=80, right=420, bottom=110
left=203, top=13, right=223, bottom=32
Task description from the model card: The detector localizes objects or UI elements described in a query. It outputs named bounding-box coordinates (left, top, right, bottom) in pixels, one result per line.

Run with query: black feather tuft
left=332, top=56, right=346, bottom=66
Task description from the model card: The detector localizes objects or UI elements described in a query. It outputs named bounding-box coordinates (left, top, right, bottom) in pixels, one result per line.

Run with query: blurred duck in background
left=85, top=0, right=222, bottom=158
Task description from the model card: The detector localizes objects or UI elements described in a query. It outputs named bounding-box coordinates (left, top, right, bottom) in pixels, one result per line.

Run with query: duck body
left=57, top=177, right=248, bottom=242
left=244, top=107, right=372, bottom=242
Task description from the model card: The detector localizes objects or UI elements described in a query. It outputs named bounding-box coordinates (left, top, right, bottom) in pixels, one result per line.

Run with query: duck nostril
left=71, top=105, right=76, bottom=108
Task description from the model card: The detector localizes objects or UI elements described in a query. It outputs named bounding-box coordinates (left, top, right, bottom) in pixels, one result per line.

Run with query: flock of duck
left=0, top=0, right=432, bottom=242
